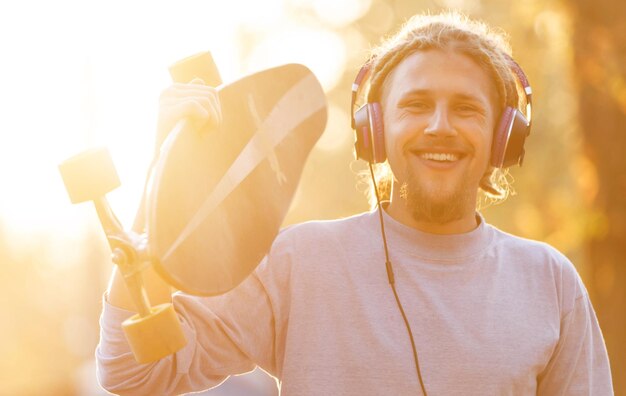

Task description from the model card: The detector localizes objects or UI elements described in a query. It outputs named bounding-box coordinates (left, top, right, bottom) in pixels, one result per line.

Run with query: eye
left=404, top=100, right=430, bottom=112
left=455, top=103, right=482, bottom=116
left=456, top=104, right=475, bottom=111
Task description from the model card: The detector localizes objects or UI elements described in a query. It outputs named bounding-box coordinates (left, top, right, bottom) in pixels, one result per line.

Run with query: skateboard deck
left=146, top=64, right=327, bottom=296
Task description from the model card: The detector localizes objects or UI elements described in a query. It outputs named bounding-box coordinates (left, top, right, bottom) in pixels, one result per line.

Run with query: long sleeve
left=537, top=277, right=613, bottom=395
left=96, top=254, right=284, bottom=396
left=95, top=211, right=616, bottom=395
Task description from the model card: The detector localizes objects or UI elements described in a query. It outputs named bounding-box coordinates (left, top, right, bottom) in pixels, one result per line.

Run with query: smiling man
left=97, top=12, right=613, bottom=396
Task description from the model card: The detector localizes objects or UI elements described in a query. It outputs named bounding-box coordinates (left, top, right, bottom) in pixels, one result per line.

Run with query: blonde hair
left=359, top=11, right=523, bottom=208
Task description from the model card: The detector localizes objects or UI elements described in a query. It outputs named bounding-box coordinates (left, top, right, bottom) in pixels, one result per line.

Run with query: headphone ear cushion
left=370, top=102, right=386, bottom=163
left=491, top=106, right=515, bottom=168
left=353, top=103, right=386, bottom=163
left=354, top=104, right=374, bottom=162
left=503, top=110, right=531, bottom=168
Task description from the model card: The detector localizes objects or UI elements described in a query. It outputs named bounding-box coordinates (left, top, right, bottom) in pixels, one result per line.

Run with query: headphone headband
left=506, top=56, right=532, bottom=126
left=350, top=62, right=373, bottom=129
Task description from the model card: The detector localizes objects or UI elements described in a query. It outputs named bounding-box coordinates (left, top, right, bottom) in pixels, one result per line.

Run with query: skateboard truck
left=58, top=52, right=223, bottom=363
left=58, top=147, right=187, bottom=364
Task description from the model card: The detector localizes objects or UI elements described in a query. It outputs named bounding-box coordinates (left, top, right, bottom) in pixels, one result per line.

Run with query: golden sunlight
left=1, top=0, right=624, bottom=395
left=0, top=1, right=360, bottom=393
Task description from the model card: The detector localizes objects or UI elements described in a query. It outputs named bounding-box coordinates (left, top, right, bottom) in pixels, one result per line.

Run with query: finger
left=160, top=86, right=220, bottom=119
left=155, top=101, right=210, bottom=149
left=189, top=77, right=205, bottom=85
left=178, top=97, right=220, bottom=132
left=166, top=100, right=211, bottom=122
left=201, top=89, right=222, bottom=126
left=169, top=81, right=215, bottom=91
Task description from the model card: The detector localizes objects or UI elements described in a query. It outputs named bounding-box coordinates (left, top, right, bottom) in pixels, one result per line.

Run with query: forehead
left=381, top=49, right=498, bottom=107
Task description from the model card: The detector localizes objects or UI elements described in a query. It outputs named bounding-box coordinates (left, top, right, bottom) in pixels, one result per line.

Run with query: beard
left=399, top=164, right=477, bottom=224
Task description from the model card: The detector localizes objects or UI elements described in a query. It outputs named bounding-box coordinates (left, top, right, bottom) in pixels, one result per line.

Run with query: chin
left=408, top=197, right=466, bottom=224
left=403, top=183, right=476, bottom=224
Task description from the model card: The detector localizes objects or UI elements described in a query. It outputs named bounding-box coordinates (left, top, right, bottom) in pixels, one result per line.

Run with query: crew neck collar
left=369, top=208, right=493, bottom=262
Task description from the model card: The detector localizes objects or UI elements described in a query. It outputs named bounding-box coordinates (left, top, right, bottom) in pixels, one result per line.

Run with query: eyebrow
left=400, top=89, right=487, bottom=103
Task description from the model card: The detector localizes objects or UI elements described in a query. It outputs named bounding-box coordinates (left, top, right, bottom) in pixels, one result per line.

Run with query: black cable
left=368, top=162, right=428, bottom=396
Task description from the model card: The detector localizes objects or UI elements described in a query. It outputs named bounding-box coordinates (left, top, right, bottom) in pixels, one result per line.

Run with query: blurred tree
left=566, top=0, right=626, bottom=393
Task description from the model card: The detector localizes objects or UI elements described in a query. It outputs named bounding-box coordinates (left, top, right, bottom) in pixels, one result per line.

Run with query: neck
left=385, top=198, right=479, bottom=235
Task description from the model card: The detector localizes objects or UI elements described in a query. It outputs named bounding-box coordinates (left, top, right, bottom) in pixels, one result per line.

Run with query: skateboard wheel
left=122, top=303, right=187, bottom=364
left=58, top=147, right=121, bottom=203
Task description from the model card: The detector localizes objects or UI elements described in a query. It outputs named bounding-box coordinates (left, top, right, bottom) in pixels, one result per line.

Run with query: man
left=97, top=12, right=613, bottom=395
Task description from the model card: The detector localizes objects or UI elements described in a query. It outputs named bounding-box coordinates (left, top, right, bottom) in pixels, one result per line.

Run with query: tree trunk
left=567, top=1, right=626, bottom=393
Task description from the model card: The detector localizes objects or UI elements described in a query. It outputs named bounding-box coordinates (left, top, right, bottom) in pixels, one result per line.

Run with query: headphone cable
left=368, top=162, right=428, bottom=396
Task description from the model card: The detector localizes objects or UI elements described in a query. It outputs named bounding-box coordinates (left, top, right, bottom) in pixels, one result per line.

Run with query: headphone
left=350, top=54, right=533, bottom=168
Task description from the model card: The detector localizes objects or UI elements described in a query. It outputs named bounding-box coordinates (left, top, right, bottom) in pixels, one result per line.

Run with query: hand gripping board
left=146, top=64, right=327, bottom=296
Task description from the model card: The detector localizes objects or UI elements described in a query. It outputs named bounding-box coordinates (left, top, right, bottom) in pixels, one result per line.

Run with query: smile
left=419, top=152, right=460, bottom=162
left=411, top=150, right=468, bottom=171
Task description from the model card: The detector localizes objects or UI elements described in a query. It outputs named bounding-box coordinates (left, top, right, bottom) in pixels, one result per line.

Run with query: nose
left=424, top=105, right=457, bottom=137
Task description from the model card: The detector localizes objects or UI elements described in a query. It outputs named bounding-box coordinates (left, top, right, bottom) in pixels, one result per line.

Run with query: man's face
left=381, top=49, right=498, bottom=228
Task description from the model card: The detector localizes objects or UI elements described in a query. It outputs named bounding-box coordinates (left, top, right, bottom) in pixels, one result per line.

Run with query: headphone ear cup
left=354, top=103, right=386, bottom=163
left=491, top=107, right=515, bottom=168
left=492, top=107, right=531, bottom=168
left=503, top=110, right=531, bottom=167
left=354, top=104, right=373, bottom=162
left=370, top=102, right=387, bottom=163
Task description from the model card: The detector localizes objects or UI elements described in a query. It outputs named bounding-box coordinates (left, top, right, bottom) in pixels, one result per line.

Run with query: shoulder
left=487, top=223, right=587, bottom=313
left=488, top=225, right=570, bottom=267
left=271, top=211, right=376, bottom=254
left=255, top=211, right=374, bottom=274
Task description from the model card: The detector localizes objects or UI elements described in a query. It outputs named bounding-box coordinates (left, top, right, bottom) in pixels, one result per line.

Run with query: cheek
left=383, top=110, right=419, bottom=153
left=382, top=112, right=402, bottom=158
left=482, top=131, right=494, bottom=158
left=474, top=134, right=493, bottom=169
left=383, top=121, right=413, bottom=172
left=383, top=132, right=404, bottom=177
left=484, top=121, right=497, bottom=159
left=484, top=112, right=498, bottom=151
left=465, top=119, right=495, bottom=159
left=382, top=132, right=409, bottom=182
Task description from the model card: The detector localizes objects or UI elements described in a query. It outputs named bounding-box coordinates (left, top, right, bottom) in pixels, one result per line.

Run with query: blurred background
left=0, top=0, right=623, bottom=394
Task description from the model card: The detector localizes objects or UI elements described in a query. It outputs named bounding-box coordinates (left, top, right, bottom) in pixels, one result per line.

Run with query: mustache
left=407, top=138, right=473, bottom=154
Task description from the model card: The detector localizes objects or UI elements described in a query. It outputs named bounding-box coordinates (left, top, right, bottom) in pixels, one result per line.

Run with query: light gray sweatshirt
left=97, top=211, right=613, bottom=395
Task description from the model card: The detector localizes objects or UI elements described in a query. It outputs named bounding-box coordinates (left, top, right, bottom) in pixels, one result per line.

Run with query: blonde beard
left=398, top=168, right=476, bottom=224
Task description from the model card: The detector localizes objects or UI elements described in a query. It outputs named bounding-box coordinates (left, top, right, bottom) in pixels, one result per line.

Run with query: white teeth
left=420, top=152, right=459, bottom=161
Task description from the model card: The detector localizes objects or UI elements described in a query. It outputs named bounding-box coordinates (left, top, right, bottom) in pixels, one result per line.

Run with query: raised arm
left=107, top=80, right=222, bottom=312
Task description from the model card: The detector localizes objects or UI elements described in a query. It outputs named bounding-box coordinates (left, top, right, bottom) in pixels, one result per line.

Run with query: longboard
left=147, top=64, right=327, bottom=296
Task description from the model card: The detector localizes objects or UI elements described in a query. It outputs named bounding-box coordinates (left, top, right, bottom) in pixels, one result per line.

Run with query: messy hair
left=359, top=11, right=523, bottom=209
